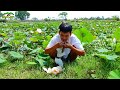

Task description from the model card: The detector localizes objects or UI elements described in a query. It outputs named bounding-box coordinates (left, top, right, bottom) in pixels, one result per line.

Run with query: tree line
left=0, top=11, right=30, bottom=20
left=0, top=11, right=120, bottom=21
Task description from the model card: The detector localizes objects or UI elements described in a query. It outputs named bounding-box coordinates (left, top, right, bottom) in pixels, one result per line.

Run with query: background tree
left=112, top=15, right=119, bottom=21
left=15, top=11, right=30, bottom=20
left=58, top=12, right=68, bottom=20
left=0, top=11, right=3, bottom=19
left=2, top=12, right=14, bottom=20
left=32, top=17, right=39, bottom=21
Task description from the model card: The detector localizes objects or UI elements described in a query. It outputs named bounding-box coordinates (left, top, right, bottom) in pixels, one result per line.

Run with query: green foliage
left=113, top=28, right=120, bottom=41
left=108, top=70, right=120, bottom=79
left=96, top=48, right=110, bottom=53
left=35, top=56, right=47, bottom=67
left=2, top=12, right=14, bottom=20
left=26, top=61, right=37, bottom=65
left=0, top=19, right=7, bottom=23
left=0, top=37, right=3, bottom=43
left=112, top=15, right=119, bottom=21
left=0, top=20, right=120, bottom=78
left=0, top=54, right=6, bottom=64
left=29, top=47, right=43, bottom=55
left=14, top=31, right=26, bottom=40
left=29, top=37, right=39, bottom=42
left=42, top=36, right=52, bottom=48
left=93, top=54, right=119, bottom=61
left=9, top=51, right=24, bottom=60
left=73, top=28, right=95, bottom=44
left=115, top=43, right=120, bottom=53
left=0, top=11, right=3, bottom=17
left=0, top=33, right=7, bottom=37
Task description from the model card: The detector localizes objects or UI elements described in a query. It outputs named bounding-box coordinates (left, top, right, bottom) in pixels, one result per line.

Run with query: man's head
left=59, top=22, right=72, bottom=42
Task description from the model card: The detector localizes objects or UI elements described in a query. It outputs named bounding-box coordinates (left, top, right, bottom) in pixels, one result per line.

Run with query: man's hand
left=55, top=42, right=65, bottom=48
left=56, top=41, right=73, bottom=49
left=63, top=42, right=72, bottom=48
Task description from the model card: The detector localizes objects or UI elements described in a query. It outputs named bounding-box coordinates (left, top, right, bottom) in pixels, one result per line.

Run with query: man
left=45, top=22, right=85, bottom=62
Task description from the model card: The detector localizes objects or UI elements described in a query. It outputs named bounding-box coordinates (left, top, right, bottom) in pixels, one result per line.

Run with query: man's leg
left=67, top=45, right=78, bottom=62
left=68, top=50, right=78, bottom=62
left=49, top=46, right=78, bottom=62
left=49, top=50, right=57, bottom=60
left=49, top=50, right=60, bottom=66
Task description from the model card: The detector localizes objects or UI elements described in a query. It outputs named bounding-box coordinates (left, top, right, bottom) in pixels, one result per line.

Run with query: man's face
left=59, top=31, right=71, bottom=42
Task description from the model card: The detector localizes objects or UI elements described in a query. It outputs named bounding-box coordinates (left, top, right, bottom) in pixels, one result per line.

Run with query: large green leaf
left=93, top=54, right=119, bottom=61
left=9, top=51, right=24, bottom=59
left=46, top=35, right=52, bottom=41
left=0, top=54, right=6, bottom=63
left=0, top=33, right=7, bottom=37
left=115, top=43, right=120, bottom=53
left=29, top=37, right=38, bottom=42
left=0, top=42, right=11, bottom=51
left=13, top=40, right=21, bottom=46
left=108, top=70, right=120, bottom=79
left=73, top=28, right=95, bottom=43
left=14, top=31, right=26, bottom=40
left=26, top=61, right=37, bottom=65
left=37, top=53, right=50, bottom=60
left=19, top=44, right=32, bottom=51
left=96, top=48, right=110, bottom=53
left=105, top=55, right=119, bottom=60
left=42, top=35, right=52, bottom=48
left=113, top=28, right=120, bottom=41
left=0, top=37, right=3, bottom=43
left=42, top=40, right=49, bottom=48
left=35, top=57, right=47, bottom=67
left=29, top=47, right=43, bottom=54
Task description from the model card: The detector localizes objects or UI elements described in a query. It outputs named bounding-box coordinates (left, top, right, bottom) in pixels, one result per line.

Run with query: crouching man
left=45, top=22, right=85, bottom=62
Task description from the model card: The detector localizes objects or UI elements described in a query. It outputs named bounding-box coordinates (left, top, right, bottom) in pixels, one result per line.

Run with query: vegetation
left=0, top=19, right=120, bottom=79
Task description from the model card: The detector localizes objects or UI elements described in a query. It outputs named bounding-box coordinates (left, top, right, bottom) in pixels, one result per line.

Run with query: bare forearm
left=45, top=44, right=58, bottom=54
left=70, top=46, right=85, bottom=56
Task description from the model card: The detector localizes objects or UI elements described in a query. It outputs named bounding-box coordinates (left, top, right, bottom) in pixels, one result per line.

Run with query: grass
left=0, top=54, right=116, bottom=79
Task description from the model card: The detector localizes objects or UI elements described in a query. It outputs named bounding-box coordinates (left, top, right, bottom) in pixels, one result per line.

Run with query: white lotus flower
left=113, top=38, right=116, bottom=43
left=55, top=58, right=63, bottom=67
left=30, top=31, right=34, bottom=33
left=37, top=28, right=42, bottom=33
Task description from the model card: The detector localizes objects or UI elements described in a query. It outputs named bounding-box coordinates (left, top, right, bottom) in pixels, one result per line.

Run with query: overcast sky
left=1, top=11, right=120, bottom=19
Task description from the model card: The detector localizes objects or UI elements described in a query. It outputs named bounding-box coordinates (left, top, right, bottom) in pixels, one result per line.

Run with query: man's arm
left=45, top=42, right=63, bottom=54
left=45, top=43, right=58, bottom=54
left=70, top=45, right=85, bottom=56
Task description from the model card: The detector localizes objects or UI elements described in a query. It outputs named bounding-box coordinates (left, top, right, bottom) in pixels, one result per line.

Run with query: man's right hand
left=55, top=42, right=65, bottom=48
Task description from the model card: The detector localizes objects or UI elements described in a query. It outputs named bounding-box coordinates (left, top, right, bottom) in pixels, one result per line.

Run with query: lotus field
left=0, top=20, right=120, bottom=79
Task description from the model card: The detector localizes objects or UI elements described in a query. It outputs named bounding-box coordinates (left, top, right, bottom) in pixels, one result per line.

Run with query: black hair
left=59, top=22, right=72, bottom=33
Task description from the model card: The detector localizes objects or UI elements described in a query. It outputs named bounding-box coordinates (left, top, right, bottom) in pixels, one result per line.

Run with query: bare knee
left=69, top=51, right=78, bottom=62
left=70, top=55, right=78, bottom=62
left=49, top=52, right=57, bottom=60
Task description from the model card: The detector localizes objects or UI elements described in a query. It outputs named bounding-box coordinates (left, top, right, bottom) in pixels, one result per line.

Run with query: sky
left=1, top=11, right=120, bottom=20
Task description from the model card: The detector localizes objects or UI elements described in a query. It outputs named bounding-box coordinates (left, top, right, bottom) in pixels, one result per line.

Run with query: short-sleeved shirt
left=47, top=33, right=84, bottom=59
